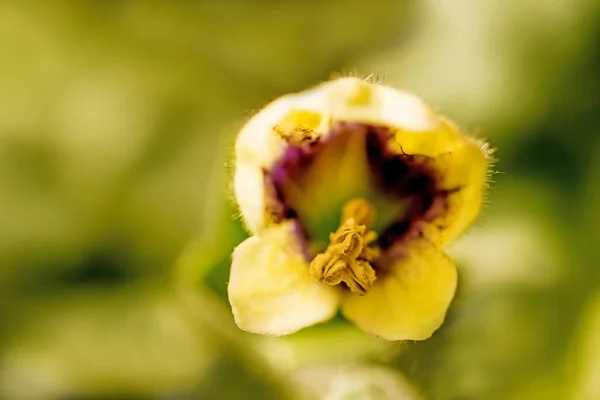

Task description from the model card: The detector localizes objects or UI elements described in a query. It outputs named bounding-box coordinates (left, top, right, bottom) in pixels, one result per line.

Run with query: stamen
left=309, top=198, right=380, bottom=295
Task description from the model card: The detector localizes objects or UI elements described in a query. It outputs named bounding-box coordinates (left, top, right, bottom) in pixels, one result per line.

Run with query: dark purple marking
left=363, top=126, right=455, bottom=255
left=265, top=145, right=319, bottom=222
left=265, top=121, right=459, bottom=267
left=267, top=122, right=361, bottom=221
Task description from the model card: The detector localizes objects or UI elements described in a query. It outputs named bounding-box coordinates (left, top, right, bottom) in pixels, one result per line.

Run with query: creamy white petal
left=233, top=161, right=266, bottom=233
left=295, top=77, right=441, bottom=133
left=228, top=221, right=340, bottom=336
left=235, top=78, right=446, bottom=171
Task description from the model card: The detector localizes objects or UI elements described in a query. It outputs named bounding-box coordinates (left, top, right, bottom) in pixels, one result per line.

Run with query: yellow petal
left=341, top=241, right=457, bottom=341
left=228, top=221, right=340, bottom=335
left=427, top=127, right=490, bottom=245
left=441, top=140, right=489, bottom=245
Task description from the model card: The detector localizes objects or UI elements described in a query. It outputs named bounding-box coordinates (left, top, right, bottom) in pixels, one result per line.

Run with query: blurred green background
left=1, top=1, right=600, bottom=399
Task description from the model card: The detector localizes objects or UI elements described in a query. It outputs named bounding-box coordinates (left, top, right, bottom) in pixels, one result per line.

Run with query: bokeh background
left=1, top=1, right=600, bottom=399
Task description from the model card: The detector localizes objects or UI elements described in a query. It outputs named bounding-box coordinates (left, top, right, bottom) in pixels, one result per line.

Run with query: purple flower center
left=264, top=121, right=455, bottom=268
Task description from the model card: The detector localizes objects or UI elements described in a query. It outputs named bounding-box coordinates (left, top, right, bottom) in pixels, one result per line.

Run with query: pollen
left=309, top=198, right=380, bottom=295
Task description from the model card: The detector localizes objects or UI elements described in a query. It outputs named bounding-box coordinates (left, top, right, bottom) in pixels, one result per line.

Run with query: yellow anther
left=309, top=198, right=379, bottom=295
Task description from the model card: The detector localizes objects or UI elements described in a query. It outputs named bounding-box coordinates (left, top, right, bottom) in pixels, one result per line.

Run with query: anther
left=309, top=198, right=380, bottom=295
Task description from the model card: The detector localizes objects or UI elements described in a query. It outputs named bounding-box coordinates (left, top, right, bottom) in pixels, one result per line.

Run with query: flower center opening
left=266, top=120, right=449, bottom=294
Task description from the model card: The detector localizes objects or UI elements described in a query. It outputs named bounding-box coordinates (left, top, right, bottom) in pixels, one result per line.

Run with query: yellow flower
left=228, top=77, right=491, bottom=340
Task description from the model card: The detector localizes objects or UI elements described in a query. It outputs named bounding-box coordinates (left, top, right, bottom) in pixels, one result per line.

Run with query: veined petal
left=341, top=241, right=457, bottom=341
left=228, top=221, right=340, bottom=336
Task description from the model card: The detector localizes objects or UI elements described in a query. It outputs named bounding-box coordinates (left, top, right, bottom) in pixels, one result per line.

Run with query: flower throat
left=266, top=122, right=452, bottom=294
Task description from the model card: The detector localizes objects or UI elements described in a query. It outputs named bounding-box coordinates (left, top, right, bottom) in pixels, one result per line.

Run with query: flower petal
left=429, top=131, right=490, bottom=245
left=234, top=77, right=443, bottom=172
left=228, top=221, right=340, bottom=335
left=295, top=78, right=439, bottom=132
left=234, top=101, right=328, bottom=233
left=234, top=77, right=484, bottom=233
left=341, top=240, right=457, bottom=341
left=233, top=162, right=267, bottom=233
